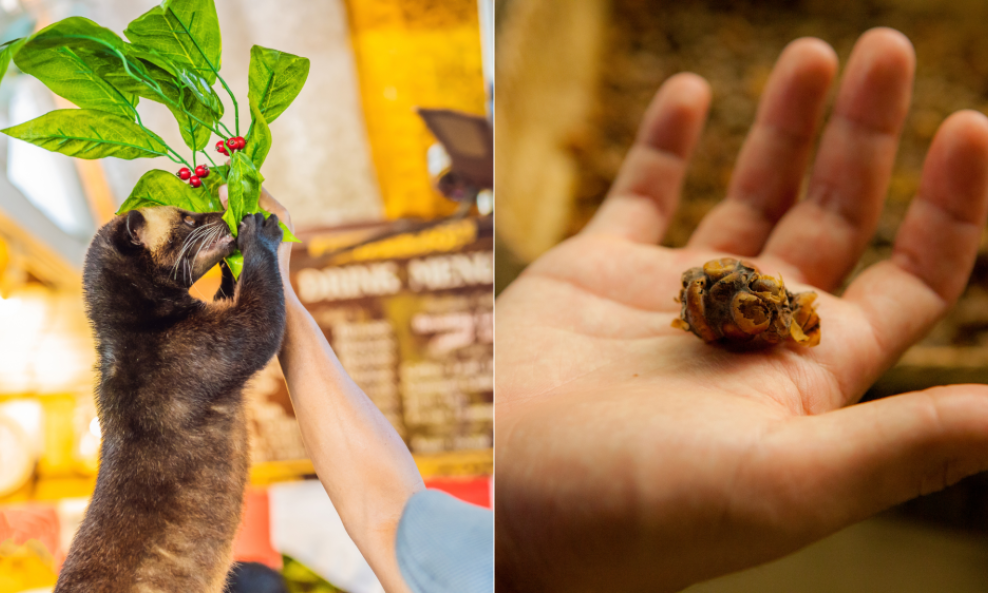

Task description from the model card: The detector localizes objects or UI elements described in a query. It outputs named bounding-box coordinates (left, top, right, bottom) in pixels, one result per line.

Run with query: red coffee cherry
left=195, top=165, right=210, bottom=178
left=177, top=167, right=191, bottom=180
left=216, top=140, right=228, bottom=153
left=235, top=137, right=246, bottom=149
left=227, top=137, right=238, bottom=151
left=189, top=175, right=202, bottom=188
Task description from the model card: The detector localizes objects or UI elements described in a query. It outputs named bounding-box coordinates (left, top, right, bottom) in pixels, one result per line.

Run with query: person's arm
left=279, top=291, right=424, bottom=593
left=223, top=187, right=424, bottom=593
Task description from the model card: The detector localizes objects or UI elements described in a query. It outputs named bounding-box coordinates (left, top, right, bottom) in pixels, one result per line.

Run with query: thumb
left=789, top=385, right=988, bottom=530
left=218, top=184, right=229, bottom=209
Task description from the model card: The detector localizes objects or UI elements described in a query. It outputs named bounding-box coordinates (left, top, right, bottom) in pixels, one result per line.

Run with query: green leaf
left=222, top=152, right=263, bottom=236
left=247, top=45, right=309, bottom=124
left=2, top=109, right=169, bottom=160
left=202, top=164, right=229, bottom=198
left=96, top=52, right=182, bottom=104
left=126, top=45, right=179, bottom=77
left=174, top=66, right=224, bottom=116
left=118, top=170, right=191, bottom=212
left=168, top=88, right=215, bottom=151
left=14, top=18, right=139, bottom=117
left=221, top=194, right=239, bottom=236
left=279, top=221, right=300, bottom=243
left=124, top=0, right=221, bottom=85
left=0, top=38, right=25, bottom=88
left=201, top=164, right=229, bottom=198
left=245, top=97, right=271, bottom=168
left=224, top=251, right=243, bottom=279
left=115, top=195, right=169, bottom=212
left=117, top=169, right=221, bottom=215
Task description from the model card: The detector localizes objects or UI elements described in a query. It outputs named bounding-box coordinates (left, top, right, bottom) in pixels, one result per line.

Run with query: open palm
left=496, top=29, right=988, bottom=593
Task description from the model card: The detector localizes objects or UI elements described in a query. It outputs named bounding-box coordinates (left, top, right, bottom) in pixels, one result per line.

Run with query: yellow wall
left=345, top=0, right=487, bottom=220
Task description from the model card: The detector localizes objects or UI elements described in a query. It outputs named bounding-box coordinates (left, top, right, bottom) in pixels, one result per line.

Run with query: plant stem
left=217, top=120, right=233, bottom=138
left=165, top=146, right=192, bottom=169
left=202, top=151, right=217, bottom=167
left=132, top=113, right=191, bottom=169
left=216, top=76, right=239, bottom=136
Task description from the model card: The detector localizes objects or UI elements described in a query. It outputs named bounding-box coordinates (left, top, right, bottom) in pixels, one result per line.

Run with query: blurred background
left=0, top=0, right=492, bottom=591
left=497, top=0, right=988, bottom=590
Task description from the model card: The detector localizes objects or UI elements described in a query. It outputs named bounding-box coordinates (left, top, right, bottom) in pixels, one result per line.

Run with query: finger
left=773, top=386, right=988, bottom=537
left=689, top=38, right=837, bottom=254
left=582, top=73, right=711, bottom=243
left=259, top=186, right=294, bottom=232
left=839, top=111, right=988, bottom=384
left=218, top=184, right=229, bottom=209
left=762, top=28, right=915, bottom=290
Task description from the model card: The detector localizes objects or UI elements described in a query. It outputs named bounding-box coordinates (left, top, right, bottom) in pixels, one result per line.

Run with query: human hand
left=495, top=28, right=988, bottom=593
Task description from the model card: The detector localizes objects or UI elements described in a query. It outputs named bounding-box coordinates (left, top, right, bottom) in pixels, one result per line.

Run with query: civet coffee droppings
left=672, top=258, right=820, bottom=348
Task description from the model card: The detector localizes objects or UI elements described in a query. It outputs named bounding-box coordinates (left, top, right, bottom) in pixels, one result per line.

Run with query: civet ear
left=123, top=210, right=147, bottom=247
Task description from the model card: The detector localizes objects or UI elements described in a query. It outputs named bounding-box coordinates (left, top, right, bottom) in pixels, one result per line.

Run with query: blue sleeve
left=395, top=489, right=494, bottom=593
